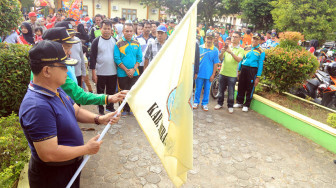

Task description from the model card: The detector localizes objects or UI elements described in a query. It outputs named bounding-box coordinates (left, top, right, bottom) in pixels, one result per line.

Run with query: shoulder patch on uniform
left=258, top=47, right=264, bottom=52
left=131, top=40, right=140, bottom=45
left=255, top=47, right=263, bottom=54
left=244, top=46, right=252, bottom=51
left=116, top=40, right=128, bottom=48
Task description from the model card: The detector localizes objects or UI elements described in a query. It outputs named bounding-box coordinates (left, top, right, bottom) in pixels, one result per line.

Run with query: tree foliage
left=241, top=0, right=273, bottom=31
left=140, top=0, right=194, bottom=18
left=20, top=0, right=34, bottom=11
left=271, top=0, right=336, bottom=42
left=0, top=0, right=23, bottom=37
left=140, top=0, right=241, bottom=26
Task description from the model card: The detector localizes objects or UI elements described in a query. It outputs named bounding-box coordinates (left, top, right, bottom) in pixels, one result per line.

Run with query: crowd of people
left=6, top=9, right=283, bottom=187
left=2, top=10, right=282, bottom=115
left=195, top=24, right=279, bottom=113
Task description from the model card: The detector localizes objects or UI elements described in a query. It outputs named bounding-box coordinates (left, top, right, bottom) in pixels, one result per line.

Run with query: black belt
left=32, top=155, right=83, bottom=167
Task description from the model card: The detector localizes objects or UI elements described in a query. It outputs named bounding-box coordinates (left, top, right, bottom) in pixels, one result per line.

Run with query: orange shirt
left=242, top=34, right=252, bottom=47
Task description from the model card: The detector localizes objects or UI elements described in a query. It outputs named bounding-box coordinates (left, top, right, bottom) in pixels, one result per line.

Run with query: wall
left=83, top=0, right=159, bottom=20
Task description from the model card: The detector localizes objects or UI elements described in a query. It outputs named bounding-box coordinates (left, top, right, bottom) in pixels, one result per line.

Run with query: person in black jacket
left=89, top=14, right=103, bottom=42
left=76, top=23, right=89, bottom=45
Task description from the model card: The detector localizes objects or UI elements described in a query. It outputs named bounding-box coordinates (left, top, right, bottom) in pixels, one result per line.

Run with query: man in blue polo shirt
left=193, top=32, right=220, bottom=111
left=234, top=33, right=265, bottom=112
left=19, top=40, right=121, bottom=188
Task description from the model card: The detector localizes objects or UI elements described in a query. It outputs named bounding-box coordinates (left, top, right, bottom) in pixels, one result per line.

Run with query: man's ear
left=42, top=66, right=51, bottom=78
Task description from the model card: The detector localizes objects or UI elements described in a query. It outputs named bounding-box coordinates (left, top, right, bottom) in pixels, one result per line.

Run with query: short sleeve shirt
left=220, top=45, right=245, bottom=77
left=19, top=82, right=84, bottom=162
left=144, top=39, right=163, bottom=63
left=198, top=45, right=220, bottom=79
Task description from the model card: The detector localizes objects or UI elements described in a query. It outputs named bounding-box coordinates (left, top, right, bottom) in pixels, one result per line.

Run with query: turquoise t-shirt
left=198, top=45, right=220, bottom=79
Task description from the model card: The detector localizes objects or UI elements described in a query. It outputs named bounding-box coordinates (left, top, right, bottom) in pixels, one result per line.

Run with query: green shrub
left=0, top=0, right=23, bottom=37
left=0, top=113, right=29, bottom=188
left=327, top=113, right=336, bottom=128
left=263, top=32, right=319, bottom=92
left=0, top=43, right=31, bottom=117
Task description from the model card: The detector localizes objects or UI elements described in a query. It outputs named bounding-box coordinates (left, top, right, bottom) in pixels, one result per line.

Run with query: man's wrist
left=94, top=115, right=101, bottom=125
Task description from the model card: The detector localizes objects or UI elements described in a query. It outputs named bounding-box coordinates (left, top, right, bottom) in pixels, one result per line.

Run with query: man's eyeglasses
left=232, top=36, right=240, bottom=38
left=48, top=64, right=68, bottom=70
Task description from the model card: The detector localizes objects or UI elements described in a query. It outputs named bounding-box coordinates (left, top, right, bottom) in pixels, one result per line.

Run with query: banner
left=34, top=0, right=55, bottom=8
left=62, top=0, right=83, bottom=21
left=126, top=0, right=199, bottom=187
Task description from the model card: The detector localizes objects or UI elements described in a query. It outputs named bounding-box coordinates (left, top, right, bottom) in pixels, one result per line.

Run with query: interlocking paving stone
left=79, top=96, right=336, bottom=187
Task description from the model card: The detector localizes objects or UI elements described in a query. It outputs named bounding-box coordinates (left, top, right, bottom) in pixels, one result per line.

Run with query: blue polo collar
left=28, top=81, right=58, bottom=97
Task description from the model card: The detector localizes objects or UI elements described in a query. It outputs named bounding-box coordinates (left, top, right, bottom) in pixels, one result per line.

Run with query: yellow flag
left=126, top=1, right=198, bottom=187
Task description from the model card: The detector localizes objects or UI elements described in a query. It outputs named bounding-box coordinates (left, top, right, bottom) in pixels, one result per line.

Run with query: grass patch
left=258, top=91, right=330, bottom=125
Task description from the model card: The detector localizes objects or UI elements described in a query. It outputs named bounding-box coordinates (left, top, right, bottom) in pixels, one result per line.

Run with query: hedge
left=0, top=43, right=31, bottom=117
left=0, top=113, right=29, bottom=187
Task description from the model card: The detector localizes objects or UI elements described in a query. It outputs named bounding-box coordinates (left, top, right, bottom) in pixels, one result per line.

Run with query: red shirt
left=309, top=47, right=315, bottom=54
left=46, top=22, right=54, bottom=29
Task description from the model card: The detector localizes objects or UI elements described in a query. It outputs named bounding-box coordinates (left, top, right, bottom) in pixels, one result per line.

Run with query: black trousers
left=118, top=76, right=139, bottom=112
left=236, top=66, right=258, bottom=107
left=138, top=66, right=144, bottom=75
left=217, top=75, right=237, bottom=108
left=97, top=75, right=117, bottom=113
left=28, top=156, right=83, bottom=188
left=76, top=76, right=82, bottom=88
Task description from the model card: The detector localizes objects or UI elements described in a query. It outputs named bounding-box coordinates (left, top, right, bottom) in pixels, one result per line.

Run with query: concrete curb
left=17, top=162, right=29, bottom=188
left=251, top=94, right=336, bottom=154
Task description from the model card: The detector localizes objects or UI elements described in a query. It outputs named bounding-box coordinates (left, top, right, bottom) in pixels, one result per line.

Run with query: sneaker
left=242, top=106, right=249, bottom=112
left=129, top=112, right=134, bottom=116
left=193, top=103, right=199, bottom=109
left=233, top=103, right=243, bottom=108
left=214, top=104, right=222, bottom=110
left=202, top=105, right=209, bottom=111
left=121, top=112, right=128, bottom=117
left=228, top=108, right=233, bottom=114
left=106, top=108, right=115, bottom=112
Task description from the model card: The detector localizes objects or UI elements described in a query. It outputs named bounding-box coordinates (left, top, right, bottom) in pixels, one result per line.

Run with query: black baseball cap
left=42, top=27, right=79, bottom=44
left=54, top=21, right=78, bottom=35
left=29, top=40, right=78, bottom=66
left=252, top=33, right=261, bottom=40
left=206, top=32, right=215, bottom=38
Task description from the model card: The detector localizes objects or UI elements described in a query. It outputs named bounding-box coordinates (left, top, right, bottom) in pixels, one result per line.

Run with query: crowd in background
left=2, top=10, right=281, bottom=115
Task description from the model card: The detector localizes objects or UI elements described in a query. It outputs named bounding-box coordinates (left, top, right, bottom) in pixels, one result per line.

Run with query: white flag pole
left=66, top=99, right=127, bottom=188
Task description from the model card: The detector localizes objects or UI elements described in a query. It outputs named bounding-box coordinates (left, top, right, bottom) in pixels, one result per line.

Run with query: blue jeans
left=217, top=74, right=237, bottom=108
left=194, top=78, right=211, bottom=105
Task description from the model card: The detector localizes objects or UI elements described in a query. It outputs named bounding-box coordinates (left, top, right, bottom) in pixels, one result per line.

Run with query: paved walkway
left=79, top=98, right=336, bottom=187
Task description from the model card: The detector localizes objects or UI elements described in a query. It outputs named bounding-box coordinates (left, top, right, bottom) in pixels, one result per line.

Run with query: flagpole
left=66, top=99, right=127, bottom=188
